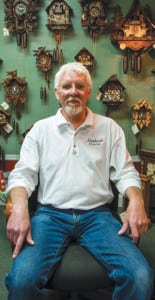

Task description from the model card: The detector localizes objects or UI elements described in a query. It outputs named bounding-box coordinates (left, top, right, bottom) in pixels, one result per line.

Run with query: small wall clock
left=33, top=47, right=53, bottom=86
left=79, top=0, right=109, bottom=41
left=111, top=0, right=155, bottom=74
left=74, top=48, right=95, bottom=74
left=46, top=0, right=73, bottom=45
left=2, top=70, right=27, bottom=118
left=4, top=0, right=38, bottom=48
left=132, top=99, right=153, bottom=130
left=96, top=75, right=125, bottom=107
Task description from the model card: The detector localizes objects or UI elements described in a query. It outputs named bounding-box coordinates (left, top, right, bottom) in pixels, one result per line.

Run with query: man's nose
left=70, top=85, right=78, bottom=94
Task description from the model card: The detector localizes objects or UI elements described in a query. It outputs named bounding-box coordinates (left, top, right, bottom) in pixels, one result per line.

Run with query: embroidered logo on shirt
left=88, top=138, right=104, bottom=146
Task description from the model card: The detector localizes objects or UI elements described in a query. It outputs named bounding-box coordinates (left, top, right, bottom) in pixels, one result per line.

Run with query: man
left=5, top=62, right=153, bottom=299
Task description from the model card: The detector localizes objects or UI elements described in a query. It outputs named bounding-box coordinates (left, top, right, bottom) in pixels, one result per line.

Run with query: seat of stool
left=46, top=242, right=114, bottom=291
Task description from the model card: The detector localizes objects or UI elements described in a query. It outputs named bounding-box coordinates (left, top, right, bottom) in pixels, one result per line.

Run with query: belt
left=38, top=203, right=111, bottom=215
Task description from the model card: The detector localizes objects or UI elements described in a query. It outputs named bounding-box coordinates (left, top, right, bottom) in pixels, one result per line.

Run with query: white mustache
left=66, top=97, right=82, bottom=105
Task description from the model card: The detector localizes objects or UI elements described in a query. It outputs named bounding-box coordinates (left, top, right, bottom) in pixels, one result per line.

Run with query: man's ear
left=54, top=88, right=59, bottom=100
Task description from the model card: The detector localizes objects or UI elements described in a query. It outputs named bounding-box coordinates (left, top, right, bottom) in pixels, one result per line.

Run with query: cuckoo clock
left=33, top=47, right=53, bottom=101
left=79, top=0, right=108, bottom=41
left=2, top=70, right=27, bottom=118
left=132, top=99, right=153, bottom=130
left=96, top=75, right=125, bottom=107
left=74, top=48, right=95, bottom=74
left=46, top=0, right=73, bottom=45
left=4, top=0, right=38, bottom=48
left=33, top=47, right=53, bottom=87
left=111, top=0, right=155, bottom=74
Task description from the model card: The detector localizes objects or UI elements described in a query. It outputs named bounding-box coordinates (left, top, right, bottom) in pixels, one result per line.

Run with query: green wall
left=0, top=0, right=155, bottom=156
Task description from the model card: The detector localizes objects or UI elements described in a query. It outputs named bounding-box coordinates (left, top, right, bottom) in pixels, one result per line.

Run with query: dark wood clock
left=74, top=48, right=95, bottom=74
left=111, top=0, right=155, bottom=74
left=2, top=70, right=27, bottom=118
left=4, top=0, right=38, bottom=48
left=79, top=0, right=109, bottom=40
left=45, top=0, right=73, bottom=45
left=33, top=47, right=53, bottom=84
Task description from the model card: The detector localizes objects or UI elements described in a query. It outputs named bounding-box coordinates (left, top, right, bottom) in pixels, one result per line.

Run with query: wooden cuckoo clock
left=33, top=47, right=53, bottom=86
left=74, top=48, right=96, bottom=74
left=79, top=0, right=109, bottom=41
left=96, top=75, right=125, bottom=108
left=111, top=0, right=155, bottom=74
left=132, top=99, right=153, bottom=130
left=4, top=0, right=38, bottom=48
left=46, top=0, right=73, bottom=45
left=2, top=70, right=27, bottom=118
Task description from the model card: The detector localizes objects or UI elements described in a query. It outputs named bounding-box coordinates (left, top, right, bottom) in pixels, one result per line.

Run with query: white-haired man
left=5, top=62, right=153, bottom=299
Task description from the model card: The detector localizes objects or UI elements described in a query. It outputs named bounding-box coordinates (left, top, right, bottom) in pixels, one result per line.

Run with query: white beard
left=64, top=104, right=83, bottom=116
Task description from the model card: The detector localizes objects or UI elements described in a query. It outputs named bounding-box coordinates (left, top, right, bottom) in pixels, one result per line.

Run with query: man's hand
left=6, top=187, right=35, bottom=258
left=118, top=186, right=150, bottom=244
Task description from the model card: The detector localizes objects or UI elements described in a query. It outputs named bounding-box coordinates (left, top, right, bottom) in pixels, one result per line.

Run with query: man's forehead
left=61, top=71, right=86, bottom=79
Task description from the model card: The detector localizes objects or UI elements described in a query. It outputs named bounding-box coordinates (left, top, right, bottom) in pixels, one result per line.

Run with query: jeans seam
left=80, top=234, right=113, bottom=273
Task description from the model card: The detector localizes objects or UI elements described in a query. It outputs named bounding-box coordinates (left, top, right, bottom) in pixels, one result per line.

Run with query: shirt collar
left=55, top=108, right=94, bottom=128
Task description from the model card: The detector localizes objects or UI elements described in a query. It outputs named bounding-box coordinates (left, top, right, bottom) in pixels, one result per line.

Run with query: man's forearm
left=125, top=186, right=144, bottom=204
left=8, top=187, right=28, bottom=206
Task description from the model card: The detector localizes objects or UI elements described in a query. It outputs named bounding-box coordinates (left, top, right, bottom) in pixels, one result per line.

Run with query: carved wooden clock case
left=111, top=0, right=155, bottom=74
left=2, top=70, right=27, bottom=118
left=4, top=0, right=38, bottom=48
left=79, top=0, right=109, bottom=40
left=46, top=0, right=73, bottom=45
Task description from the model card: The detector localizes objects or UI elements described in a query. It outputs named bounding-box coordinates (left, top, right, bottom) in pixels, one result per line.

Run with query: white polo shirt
left=7, top=108, right=141, bottom=209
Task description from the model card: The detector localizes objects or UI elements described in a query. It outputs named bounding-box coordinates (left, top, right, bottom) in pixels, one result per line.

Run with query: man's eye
left=61, top=83, right=85, bottom=90
left=76, top=83, right=85, bottom=89
left=62, top=84, right=71, bottom=89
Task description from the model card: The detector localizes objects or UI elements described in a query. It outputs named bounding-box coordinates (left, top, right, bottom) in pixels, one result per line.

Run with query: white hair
left=54, top=62, right=92, bottom=89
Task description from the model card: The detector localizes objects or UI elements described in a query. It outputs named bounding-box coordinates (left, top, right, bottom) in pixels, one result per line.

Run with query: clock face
left=11, top=85, right=20, bottom=95
left=15, top=2, right=27, bottom=16
left=90, top=6, right=100, bottom=17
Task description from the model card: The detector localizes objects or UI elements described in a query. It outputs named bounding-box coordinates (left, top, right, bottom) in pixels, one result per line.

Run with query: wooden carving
left=132, top=99, right=153, bottom=129
left=111, top=0, right=155, bottom=74
left=33, top=47, right=53, bottom=85
left=2, top=70, right=27, bottom=118
left=74, top=48, right=95, bottom=74
left=79, top=0, right=109, bottom=41
left=46, top=0, right=73, bottom=45
left=97, top=75, right=125, bottom=107
left=4, top=0, right=38, bottom=48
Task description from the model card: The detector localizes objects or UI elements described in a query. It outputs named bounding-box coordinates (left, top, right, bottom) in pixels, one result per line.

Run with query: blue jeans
left=5, top=205, right=154, bottom=300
